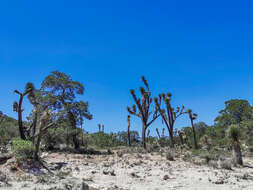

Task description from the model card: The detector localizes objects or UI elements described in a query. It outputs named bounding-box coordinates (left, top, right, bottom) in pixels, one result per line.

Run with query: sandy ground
left=0, top=149, right=253, bottom=190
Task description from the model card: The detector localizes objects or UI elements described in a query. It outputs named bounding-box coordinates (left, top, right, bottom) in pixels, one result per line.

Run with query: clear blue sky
left=1, top=0, right=253, bottom=136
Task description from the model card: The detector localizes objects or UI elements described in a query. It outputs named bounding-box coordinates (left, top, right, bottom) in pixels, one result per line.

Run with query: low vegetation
left=0, top=71, right=253, bottom=189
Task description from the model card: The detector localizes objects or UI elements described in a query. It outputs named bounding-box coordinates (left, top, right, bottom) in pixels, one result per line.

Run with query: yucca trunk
left=142, top=124, right=147, bottom=149
left=233, top=142, right=243, bottom=165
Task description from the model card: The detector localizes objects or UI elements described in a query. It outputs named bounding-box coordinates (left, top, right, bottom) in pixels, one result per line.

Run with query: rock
left=103, top=169, right=116, bottom=176
left=163, top=175, right=169, bottom=180
left=82, top=182, right=98, bottom=190
left=103, top=169, right=109, bottom=175
left=166, top=150, right=175, bottom=161
left=0, top=153, right=13, bottom=165
left=130, top=172, right=140, bottom=178
left=214, top=180, right=224, bottom=185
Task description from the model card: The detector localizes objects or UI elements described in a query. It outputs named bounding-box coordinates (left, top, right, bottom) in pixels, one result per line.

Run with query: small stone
left=163, top=175, right=169, bottom=180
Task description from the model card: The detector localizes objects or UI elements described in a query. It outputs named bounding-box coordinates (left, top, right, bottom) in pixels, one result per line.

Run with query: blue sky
left=1, top=0, right=253, bottom=136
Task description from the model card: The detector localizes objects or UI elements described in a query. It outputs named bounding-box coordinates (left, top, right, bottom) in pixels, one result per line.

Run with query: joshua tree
left=162, top=128, right=165, bottom=138
left=147, top=129, right=150, bottom=138
left=127, top=76, right=160, bottom=149
left=227, top=125, right=243, bottom=165
left=98, top=124, right=101, bottom=132
left=178, top=130, right=184, bottom=145
left=33, top=109, right=54, bottom=161
left=156, top=128, right=161, bottom=139
left=13, top=85, right=33, bottom=140
left=187, top=109, right=198, bottom=149
left=200, top=134, right=211, bottom=151
left=154, top=93, right=186, bottom=148
left=127, top=115, right=131, bottom=146
left=25, top=82, right=40, bottom=143
left=102, top=124, right=104, bottom=132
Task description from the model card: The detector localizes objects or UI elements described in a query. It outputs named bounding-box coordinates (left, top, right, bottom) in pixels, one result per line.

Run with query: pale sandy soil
left=0, top=149, right=253, bottom=190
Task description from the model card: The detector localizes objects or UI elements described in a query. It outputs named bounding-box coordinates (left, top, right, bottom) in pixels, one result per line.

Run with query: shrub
left=165, top=149, right=175, bottom=161
left=249, top=146, right=253, bottom=153
left=12, top=138, right=35, bottom=163
left=227, top=125, right=241, bottom=143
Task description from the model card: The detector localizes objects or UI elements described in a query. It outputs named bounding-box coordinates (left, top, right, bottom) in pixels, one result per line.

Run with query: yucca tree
left=227, top=125, right=243, bottom=165
left=178, top=130, right=184, bottom=145
left=127, top=115, right=131, bottom=146
left=25, top=82, right=40, bottom=143
left=13, top=84, right=34, bottom=140
left=154, top=93, right=186, bottom=148
left=127, top=76, right=160, bottom=149
left=156, top=128, right=161, bottom=139
left=187, top=109, right=198, bottom=149
left=147, top=129, right=150, bottom=138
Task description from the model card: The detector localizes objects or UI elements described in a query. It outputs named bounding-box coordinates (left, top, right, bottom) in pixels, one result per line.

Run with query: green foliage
left=41, top=71, right=92, bottom=150
left=91, top=132, right=114, bottom=148
left=158, top=137, right=170, bottom=147
left=215, top=99, right=252, bottom=127
left=12, top=138, right=35, bottom=163
left=227, top=125, right=241, bottom=143
left=0, top=114, right=19, bottom=145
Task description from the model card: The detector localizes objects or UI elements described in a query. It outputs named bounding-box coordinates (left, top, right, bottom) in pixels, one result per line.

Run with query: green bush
left=12, top=138, right=35, bottom=163
left=248, top=146, right=253, bottom=153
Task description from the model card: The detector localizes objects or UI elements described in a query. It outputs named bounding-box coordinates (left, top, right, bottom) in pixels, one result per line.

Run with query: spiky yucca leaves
left=127, top=76, right=160, bottom=149
left=154, top=93, right=186, bottom=148
left=227, top=125, right=241, bottom=143
left=187, top=109, right=198, bottom=149
left=13, top=101, right=18, bottom=112
left=227, top=125, right=243, bottom=165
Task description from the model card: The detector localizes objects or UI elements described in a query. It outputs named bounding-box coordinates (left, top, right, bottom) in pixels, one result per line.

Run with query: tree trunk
left=179, top=133, right=184, bottom=145
left=142, top=125, right=146, bottom=149
left=233, top=142, right=243, bottom=165
left=34, top=130, right=42, bottom=161
left=127, top=123, right=131, bottom=147
left=18, top=96, right=26, bottom=140
left=156, top=128, right=161, bottom=139
left=81, top=123, right=84, bottom=146
left=73, top=132, right=80, bottom=150
left=0, top=153, right=13, bottom=164
left=68, top=111, right=80, bottom=150
left=169, top=129, right=174, bottom=148
left=190, top=119, right=198, bottom=149
left=32, top=107, right=38, bottom=143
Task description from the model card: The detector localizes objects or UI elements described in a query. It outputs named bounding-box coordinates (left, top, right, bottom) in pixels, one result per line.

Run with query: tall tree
left=127, top=115, right=131, bottom=146
left=156, top=128, right=161, bottom=139
left=227, top=125, right=243, bottom=165
left=13, top=85, right=33, bottom=140
left=25, top=82, right=40, bottom=143
left=41, top=71, right=92, bottom=150
left=187, top=109, right=198, bottom=149
left=127, top=76, right=160, bottom=149
left=154, top=93, right=186, bottom=148
left=215, top=99, right=252, bottom=127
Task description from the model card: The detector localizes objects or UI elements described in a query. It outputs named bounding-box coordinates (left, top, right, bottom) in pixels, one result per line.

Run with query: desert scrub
left=12, top=138, right=35, bottom=163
